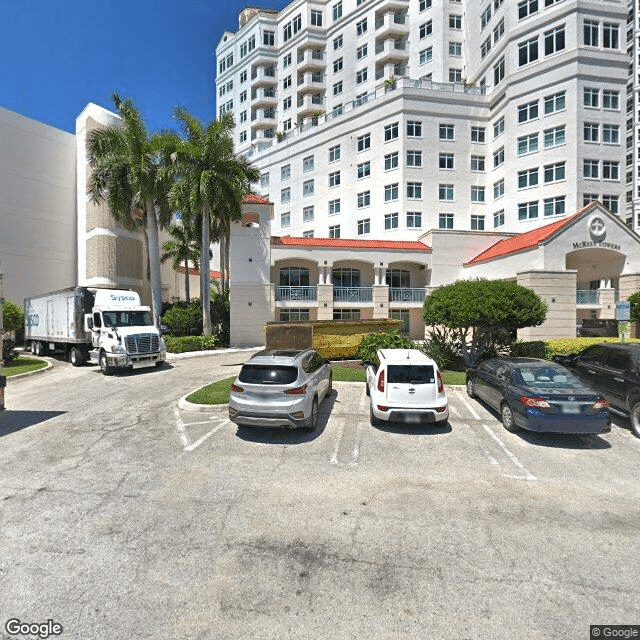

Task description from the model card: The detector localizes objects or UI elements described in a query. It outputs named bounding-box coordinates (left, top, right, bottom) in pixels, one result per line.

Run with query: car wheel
left=69, top=347, right=83, bottom=366
left=369, top=403, right=380, bottom=427
left=326, top=372, right=332, bottom=397
left=501, top=402, right=518, bottom=433
left=630, top=402, right=640, bottom=438
left=155, top=361, right=163, bottom=368
left=466, top=377, right=476, bottom=399
left=99, top=351, right=114, bottom=376
left=365, top=383, right=370, bottom=397
left=305, top=397, right=318, bottom=432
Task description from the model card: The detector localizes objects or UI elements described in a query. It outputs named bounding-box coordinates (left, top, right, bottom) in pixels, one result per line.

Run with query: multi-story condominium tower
left=216, top=0, right=630, bottom=240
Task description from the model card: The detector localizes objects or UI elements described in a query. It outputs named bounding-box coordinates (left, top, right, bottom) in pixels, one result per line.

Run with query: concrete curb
left=5, top=355, right=54, bottom=381
left=166, top=346, right=263, bottom=361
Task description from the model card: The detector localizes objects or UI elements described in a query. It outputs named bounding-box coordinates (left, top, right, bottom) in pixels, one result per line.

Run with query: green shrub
left=164, top=335, right=218, bottom=353
left=2, top=300, right=24, bottom=332
left=2, top=338, right=17, bottom=363
left=510, top=340, right=548, bottom=359
left=421, top=326, right=465, bottom=371
left=356, top=330, right=416, bottom=363
left=545, top=337, right=640, bottom=360
left=162, top=300, right=203, bottom=336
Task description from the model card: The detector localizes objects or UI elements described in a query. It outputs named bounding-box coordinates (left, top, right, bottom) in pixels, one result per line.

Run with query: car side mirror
left=159, top=324, right=168, bottom=336
left=361, top=360, right=372, bottom=367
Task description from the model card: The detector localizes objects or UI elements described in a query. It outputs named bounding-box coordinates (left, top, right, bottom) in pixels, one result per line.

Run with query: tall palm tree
left=168, top=109, right=259, bottom=335
left=161, top=219, right=200, bottom=302
left=87, top=93, right=175, bottom=326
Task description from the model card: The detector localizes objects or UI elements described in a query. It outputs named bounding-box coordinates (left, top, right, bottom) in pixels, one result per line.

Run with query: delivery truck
left=24, top=287, right=166, bottom=374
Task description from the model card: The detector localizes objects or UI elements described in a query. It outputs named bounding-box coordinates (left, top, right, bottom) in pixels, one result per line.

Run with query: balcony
left=375, top=12, right=408, bottom=39
left=389, top=288, right=425, bottom=303
left=374, top=0, right=409, bottom=18
left=251, top=66, right=277, bottom=88
left=251, top=87, right=277, bottom=108
left=297, top=93, right=325, bottom=117
left=276, top=286, right=318, bottom=302
left=375, top=39, right=408, bottom=64
left=297, top=71, right=325, bottom=95
left=251, top=109, right=277, bottom=129
left=576, top=290, right=598, bottom=305
left=297, top=49, right=326, bottom=71
left=333, top=287, right=373, bottom=303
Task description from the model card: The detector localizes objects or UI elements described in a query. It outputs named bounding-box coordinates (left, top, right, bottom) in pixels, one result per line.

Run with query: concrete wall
left=0, top=107, right=76, bottom=305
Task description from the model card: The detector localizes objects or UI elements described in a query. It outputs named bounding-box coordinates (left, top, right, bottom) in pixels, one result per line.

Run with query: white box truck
left=24, top=287, right=166, bottom=375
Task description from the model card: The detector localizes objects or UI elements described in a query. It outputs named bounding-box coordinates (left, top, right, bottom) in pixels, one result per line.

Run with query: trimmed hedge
left=164, top=335, right=218, bottom=353
left=512, top=337, right=640, bottom=361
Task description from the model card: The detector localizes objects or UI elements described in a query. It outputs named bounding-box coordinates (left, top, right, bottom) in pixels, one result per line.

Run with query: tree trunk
left=224, top=227, right=231, bottom=295
left=219, top=233, right=226, bottom=295
left=145, top=201, right=162, bottom=326
left=202, top=206, right=213, bottom=335
left=184, top=259, right=190, bottom=303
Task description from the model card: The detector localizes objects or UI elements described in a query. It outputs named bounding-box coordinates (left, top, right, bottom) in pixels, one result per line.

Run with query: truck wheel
left=99, top=351, right=114, bottom=376
left=30, top=341, right=36, bottom=354
left=69, top=347, right=83, bottom=367
left=34, top=341, right=44, bottom=357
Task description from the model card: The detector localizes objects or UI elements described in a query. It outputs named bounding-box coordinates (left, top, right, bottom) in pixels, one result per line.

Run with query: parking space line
left=481, top=423, right=537, bottom=481
left=460, top=423, right=500, bottom=467
left=173, top=404, right=230, bottom=452
left=186, top=419, right=230, bottom=452
left=331, top=388, right=367, bottom=467
left=173, top=405, right=190, bottom=449
left=453, top=389, right=481, bottom=420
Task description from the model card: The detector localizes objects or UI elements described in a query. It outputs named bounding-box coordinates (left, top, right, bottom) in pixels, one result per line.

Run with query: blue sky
left=0, top=0, right=286, bottom=134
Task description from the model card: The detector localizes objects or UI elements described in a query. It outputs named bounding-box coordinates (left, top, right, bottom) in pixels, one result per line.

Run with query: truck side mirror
left=85, top=315, right=93, bottom=331
left=159, top=324, right=168, bottom=336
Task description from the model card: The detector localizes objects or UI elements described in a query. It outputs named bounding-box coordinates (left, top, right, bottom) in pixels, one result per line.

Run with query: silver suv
left=229, top=349, right=332, bottom=431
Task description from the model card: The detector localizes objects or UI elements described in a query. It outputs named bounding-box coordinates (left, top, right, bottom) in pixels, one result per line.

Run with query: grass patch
left=442, top=370, right=466, bottom=385
left=332, top=366, right=366, bottom=382
left=186, top=376, right=234, bottom=405
left=3, top=356, right=48, bottom=377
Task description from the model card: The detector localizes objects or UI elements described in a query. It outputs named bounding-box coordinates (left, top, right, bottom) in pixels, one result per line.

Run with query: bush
left=545, top=337, right=640, bottom=360
left=510, top=341, right=548, bottom=359
left=162, top=297, right=230, bottom=345
left=164, top=335, right=218, bottom=353
left=421, top=326, right=465, bottom=371
left=2, top=338, right=17, bottom=363
left=2, top=300, right=24, bottom=332
left=356, top=330, right=416, bottom=363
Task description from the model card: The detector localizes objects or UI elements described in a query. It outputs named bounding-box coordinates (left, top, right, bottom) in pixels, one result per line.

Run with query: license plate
left=561, top=403, right=580, bottom=414
left=405, top=415, right=421, bottom=423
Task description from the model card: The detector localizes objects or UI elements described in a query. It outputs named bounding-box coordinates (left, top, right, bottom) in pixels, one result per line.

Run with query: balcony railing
left=276, top=286, right=317, bottom=301
left=333, top=287, right=373, bottom=302
left=576, top=290, right=598, bottom=304
left=389, top=288, right=425, bottom=303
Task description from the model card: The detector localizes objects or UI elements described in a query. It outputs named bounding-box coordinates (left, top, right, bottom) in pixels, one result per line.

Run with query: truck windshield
left=102, top=310, right=152, bottom=328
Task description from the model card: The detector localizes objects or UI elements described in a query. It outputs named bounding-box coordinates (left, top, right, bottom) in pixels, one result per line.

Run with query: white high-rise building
left=216, top=0, right=629, bottom=240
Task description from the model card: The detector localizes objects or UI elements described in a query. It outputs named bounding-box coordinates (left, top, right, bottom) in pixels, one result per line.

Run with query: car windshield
left=238, top=364, right=298, bottom=385
left=102, top=310, right=152, bottom=327
left=387, top=365, right=435, bottom=384
left=514, top=365, right=582, bottom=388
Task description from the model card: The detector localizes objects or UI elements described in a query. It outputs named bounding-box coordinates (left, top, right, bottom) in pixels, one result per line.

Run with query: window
left=584, top=123, right=599, bottom=142
left=544, top=25, right=565, bottom=55
left=471, top=155, right=485, bottom=172
left=311, top=9, right=323, bottom=26
left=544, top=91, right=565, bottom=114
left=283, top=75, right=292, bottom=89
left=544, top=196, right=565, bottom=217
left=518, top=100, right=539, bottom=123
left=449, top=68, right=462, bottom=83
left=407, top=150, right=422, bottom=167
left=544, top=162, right=565, bottom=183
left=481, top=5, right=492, bottom=30
left=356, top=18, right=367, bottom=36
left=303, top=155, right=314, bottom=173
left=583, top=193, right=598, bottom=206
left=357, top=133, right=370, bottom=152
left=303, top=180, right=314, bottom=196
left=493, top=209, right=505, bottom=228
left=471, top=214, right=485, bottom=230
left=329, top=224, right=340, bottom=238
left=407, top=211, right=422, bottom=228
left=384, top=122, right=399, bottom=141
left=584, top=88, right=599, bottom=108
left=329, top=145, right=341, bottom=162
left=240, top=70, right=247, bottom=83
left=333, top=33, right=344, bottom=51
left=333, top=308, right=361, bottom=320
left=239, top=111, right=247, bottom=124
left=449, top=42, right=462, bottom=57
left=260, top=173, right=269, bottom=188
left=439, top=213, right=454, bottom=229
left=439, top=184, right=454, bottom=201
left=493, top=56, right=505, bottom=85
left=283, top=53, right=292, bottom=68
left=407, top=182, right=422, bottom=199
left=602, top=195, right=619, bottom=214
left=384, top=152, right=399, bottom=170
left=329, top=171, right=341, bottom=187
left=293, top=14, right=302, bottom=33
left=420, top=0, right=431, bottom=10
left=357, top=218, right=370, bottom=234
left=303, top=206, right=315, bottom=222
left=544, top=125, right=565, bottom=148
left=385, top=183, right=399, bottom=202
left=439, top=123, right=454, bottom=140
left=281, top=211, right=290, bottom=227
left=357, top=44, right=368, bottom=59
left=471, top=126, right=486, bottom=143
left=603, top=90, right=619, bottom=110
left=239, top=90, right=246, bottom=103
left=264, top=30, right=275, bottom=46
left=481, top=37, right=492, bottom=59
left=420, top=48, right=433, bottom=65
left=358, top=161, right=371, bottom=178
left=354, top=67, right=367, bottom=85
left=385, top=213, right=399, bottom=229
left=493, top=116, right=504, bottom=139
left=603, top=124, right=619, bottom=144
left=283, top=96, right=291, bottom=110
left=302, top=230, right=314, bottom=238
left=449, top=14, right=462, bottom=30
left=332, top=1, right=342, bottom=21
left=494, top=178, right=505, bottom=199
left=281, top=187, right=290, bottom=203
left=493, top=147, right=505, bottom=167
left=333, top=81, right=343, bottom=96
left=584, top=159, right=599, bottom=179
left=239, top=131, right=247, bottom=143
left=280, top=309, right=310, bottom=322
left=518, top=201, right=538, bottom=220
left=407, top=121, right=422, bottom=137
left=439, top=153, right=454, bottom=170
left=602, top=161, right=619, bottom=180
left=584, top=20, right=599, bottom=46
left=518, top=37, right=539, bottom=66
left=333, top=57, right=343, bottom=73
left=329, top=198, right=341, bottom=215
left=471, top=186, right=486, bottom=203
left=603, top=22, right=619, bottom=49
left=518, top=168, right=539, bottom=188
left=493, top=18, right=504, bottom=44
left=518, top=0, right=538, bottom=20
left=357, top=191, right=370, bottom=207
left=517, top=133, right=538, bottom=155
left=420, top=20, right=433, bottom=38
left=282, top=20, right=291, bottom=42
left=281, top=164, right=291, bottom=180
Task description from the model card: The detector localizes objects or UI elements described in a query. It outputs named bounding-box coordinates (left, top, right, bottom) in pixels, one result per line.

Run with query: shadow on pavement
left=373, top=421, right=453, bottom=436
left=0, top=410, right=66, bottom=437
left=516, top=431, right=612, bottom=450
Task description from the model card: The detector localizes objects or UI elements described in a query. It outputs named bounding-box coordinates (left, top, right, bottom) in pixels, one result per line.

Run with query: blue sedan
left=466, top=358, right=611, bottom=434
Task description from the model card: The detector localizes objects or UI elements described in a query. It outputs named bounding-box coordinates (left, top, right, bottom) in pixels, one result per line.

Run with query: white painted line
left=347, top=422, right=364, bottom=467
left=173, top=405, right=191, bottom=449
left=482, top=423, right=537, bottom=481
left=454, top=389, right=481, bottom=421
left=450, top=405, right=461, bottom=418
left=186, top=419, right=230, bottom=452
left=331, top=387, right=367, bottom=467
left=330, top=421, right=345, bottom=465
left=461, top=422, right=500, bottom=467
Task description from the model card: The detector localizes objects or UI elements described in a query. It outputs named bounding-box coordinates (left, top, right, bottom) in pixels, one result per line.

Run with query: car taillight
left=591, top=399, right=609, bottom=411
left=377, top=370, right=385, bottom=393
left=283, top=384, right=308, bottom=395
left=437, top=370, right=444, bottom=393
left=520, top=396, right=550, bottom=408
left=230, top=384, right=244, bottom=393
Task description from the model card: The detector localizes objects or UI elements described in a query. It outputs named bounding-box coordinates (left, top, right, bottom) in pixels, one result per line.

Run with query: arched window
left=386, top=269, right=410, bottom=288
left=279, top=266, right=310, bottom=286
left=332, top=268, right=361, bottom=287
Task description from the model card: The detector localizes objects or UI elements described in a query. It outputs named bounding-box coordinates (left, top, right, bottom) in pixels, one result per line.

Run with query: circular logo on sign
left=588, top=215, right=606, bottom=240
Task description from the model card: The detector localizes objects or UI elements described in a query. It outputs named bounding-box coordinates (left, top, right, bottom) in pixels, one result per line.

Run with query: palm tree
left=161, top=219, right=200, bottom=302
left=168, top=109, right=259, bottom=335
left=87, top=93, right=175, bottom=326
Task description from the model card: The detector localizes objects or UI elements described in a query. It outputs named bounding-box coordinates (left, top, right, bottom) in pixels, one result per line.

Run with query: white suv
left=364, top=349, right=449, bottom=426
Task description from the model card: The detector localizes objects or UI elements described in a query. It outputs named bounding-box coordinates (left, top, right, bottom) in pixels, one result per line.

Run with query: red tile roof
left=272, top=236, right=431, bottom=251
left=243, top=194, right=271, bottom=205
left=176, top=266, right=221, bottom=279
left=465, top=203, right=598, bottom=266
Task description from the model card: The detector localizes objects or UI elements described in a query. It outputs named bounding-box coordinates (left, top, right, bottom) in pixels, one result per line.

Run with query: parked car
left=576, top=318, right=618, bottom=337
left=466, top=357, right=611, bottom=434
left=553, top=343, right=640, bottom=437
left=228, top=349, right=332, bottom=431
left=363, top=349, right=449, bottom=426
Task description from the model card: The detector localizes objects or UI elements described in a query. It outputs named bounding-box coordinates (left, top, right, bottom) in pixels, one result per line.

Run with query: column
left=317, top=260, right=333, bottom=320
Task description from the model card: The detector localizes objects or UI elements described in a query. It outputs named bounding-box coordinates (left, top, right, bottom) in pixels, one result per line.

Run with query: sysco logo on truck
left=109, top=294, right=136, bottom=302
left=26, top=310, right=39, bottom=327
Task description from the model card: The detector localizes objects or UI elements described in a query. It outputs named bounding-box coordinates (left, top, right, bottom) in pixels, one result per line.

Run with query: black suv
left=554, top=343, right=640, bottom=437
left=576, top=319, right=618, bottom=338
